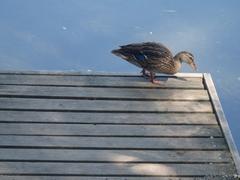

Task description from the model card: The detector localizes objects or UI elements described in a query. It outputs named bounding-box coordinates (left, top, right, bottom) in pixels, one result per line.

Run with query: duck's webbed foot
left=150, top=72, right=161, bottom=84
left=141, top=69, right=151, bottom=78
left=151, top=79, right=161, bottom=84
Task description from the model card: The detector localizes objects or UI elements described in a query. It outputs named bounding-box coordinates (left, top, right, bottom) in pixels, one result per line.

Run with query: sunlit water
left=0, top=0, right=239, bottom=151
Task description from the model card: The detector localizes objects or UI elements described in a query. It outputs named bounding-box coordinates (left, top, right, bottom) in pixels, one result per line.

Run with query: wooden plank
left=0, top=149, right=232, bottom=162
left=0, top=176, right=238, bottom=180
left=0, top=70, right=204, bottom=78
left=0, top=124, right=222, bottom=137
left=0, top=176, right=201, bottom=180
left=0, top=176, right=202, bottom=180
left=204, top=73, right=240, bottom=174
left=0, top=136, right=227, bottom=150
left=0, top=85, right=209, bottom=100
left=1, top=176, right=238, bottom=180
left=0, top=73, right=202, bottom=81
left=0, top=98, right=213, bottom=112
left=0, top=74, right=203, bottom=88
left=0, top=111, right=218, bottom=125
left=0, top=162, right=235, bottom=176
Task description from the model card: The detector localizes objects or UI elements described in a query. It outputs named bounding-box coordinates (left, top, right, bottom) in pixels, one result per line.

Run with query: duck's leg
left=150, top=72, right=161, bottom=84
left=141, top=69, right=151, bottom=78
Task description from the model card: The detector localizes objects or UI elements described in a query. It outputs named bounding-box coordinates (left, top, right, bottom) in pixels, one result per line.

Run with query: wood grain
left=0, top=136, right=227, bottom=150
left=0, top=111, right=218, bottom=125
left=0, top=85, right=209, bottom=100
left=0, top=162, right=235, bottom=176
left=0, top=149, right=231, bottom=162
left=0, top=176, right=202, bottom=180
left=0, top=72, right=237, bottom=178
left=0, top=98, right=213, bottom=112
left=204, top=73, right=240, bottom=174
left=0, top=124, right=222, bottom=137
left=0, top=74, right=203, bottom=88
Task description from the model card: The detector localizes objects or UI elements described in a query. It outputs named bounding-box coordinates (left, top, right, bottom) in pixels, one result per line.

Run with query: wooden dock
left=0, top=71, right=239, bottom=179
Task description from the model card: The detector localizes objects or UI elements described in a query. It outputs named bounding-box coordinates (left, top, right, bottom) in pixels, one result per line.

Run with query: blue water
left=0, top=0, right=239, bottom=151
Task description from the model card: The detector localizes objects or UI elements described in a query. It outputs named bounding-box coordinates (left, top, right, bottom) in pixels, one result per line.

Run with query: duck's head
left=175, top=51, right=197, bottom=71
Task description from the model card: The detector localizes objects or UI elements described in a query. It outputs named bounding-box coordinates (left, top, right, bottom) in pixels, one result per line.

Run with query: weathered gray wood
left=0, top=176, right=205, bottom=180
left=0, top=176, right=204, bottom=180
left=0, top=85, right=209, bottom=100
left=0, top=71, right=238, bottom=178
left=0, top=70, right=204, bottom=78
left=1, top=176, right=238, bottom=180
left=0, top=98, right=213, bottom=112
left=0, top=124, right=222, bottom=137
left=0, top=162, right=235, bottom=176
left=0, top=176, right=202, bottom=180
left=0, top=74, right=204, bottom=88
left=0, top=136, right=227, bottom=149
left=204, top=73, right=240, bottom=174
left=0, top=149, right=231, bottom=162
left=0, top=177, right=237, bottom=180
left=0, top=111, right=218, bottom=125
left=1, top=175, right=239, bottom=180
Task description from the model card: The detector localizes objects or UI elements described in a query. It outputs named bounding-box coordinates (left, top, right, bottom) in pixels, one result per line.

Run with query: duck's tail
left=111, top=49, right=121, bottom=55
left=111, top=49, right=128, bottom=60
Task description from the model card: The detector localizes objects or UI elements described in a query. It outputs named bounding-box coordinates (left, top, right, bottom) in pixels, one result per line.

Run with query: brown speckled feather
left=112, top=42, right=196, bottom=83
left=113, top=42, right=176, bottom=74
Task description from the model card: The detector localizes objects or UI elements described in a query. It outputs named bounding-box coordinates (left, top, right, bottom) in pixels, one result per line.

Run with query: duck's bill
left=190, top=62, right=197, bottom=71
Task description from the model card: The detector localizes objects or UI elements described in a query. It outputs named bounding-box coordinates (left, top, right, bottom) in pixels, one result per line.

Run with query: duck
left=111, top=42, right=197, bottom=84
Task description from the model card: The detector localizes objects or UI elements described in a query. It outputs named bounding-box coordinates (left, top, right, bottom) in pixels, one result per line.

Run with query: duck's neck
left=173, top=54, right=182, bottom=73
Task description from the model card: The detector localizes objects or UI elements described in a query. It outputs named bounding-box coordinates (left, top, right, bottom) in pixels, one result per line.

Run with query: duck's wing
left=119, top=42, right=173, bottom=61
left=112, top=42, right=175, bottom=72
left=121, top=42, right=175, bottom=71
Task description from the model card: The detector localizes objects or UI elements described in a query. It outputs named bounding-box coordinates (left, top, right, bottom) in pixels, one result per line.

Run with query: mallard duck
left=111, top=42, right=197, bottom=84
